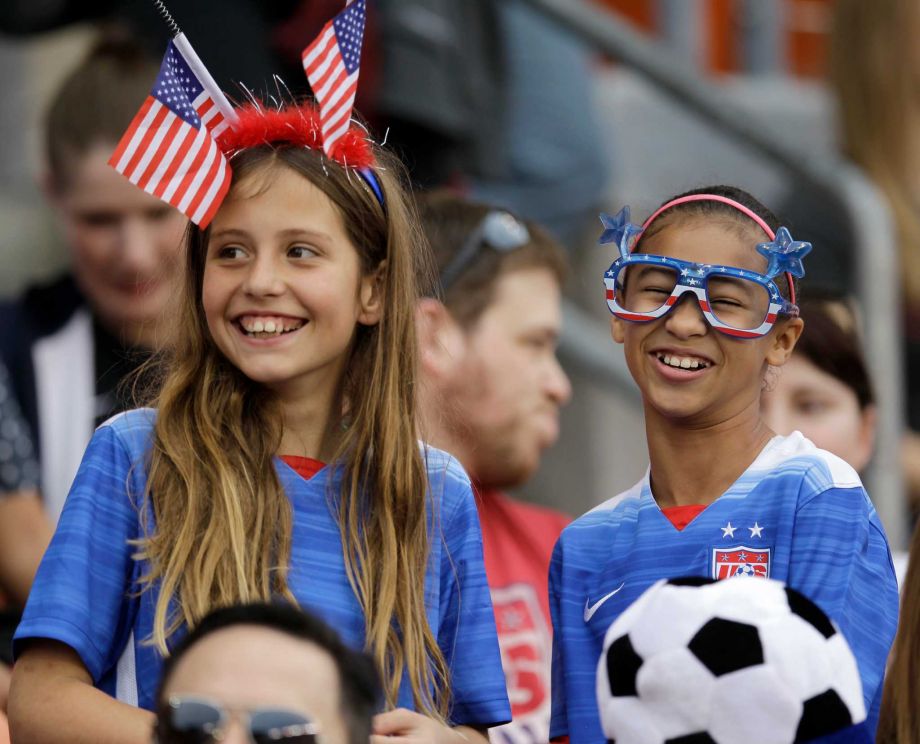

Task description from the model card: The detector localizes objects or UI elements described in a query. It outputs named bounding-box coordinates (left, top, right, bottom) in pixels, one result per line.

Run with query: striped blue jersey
left=15, top=409, right=511, bottom=726
left=549, top=433, right=898, bottom=743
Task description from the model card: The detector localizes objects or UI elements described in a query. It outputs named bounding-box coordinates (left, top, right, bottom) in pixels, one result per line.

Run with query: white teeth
left=659, top=354, right=708, bottom=370
left=239, top=315, right=305, bottom=336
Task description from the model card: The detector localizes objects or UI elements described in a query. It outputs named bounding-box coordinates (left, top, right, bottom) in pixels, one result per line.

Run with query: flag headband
left=109, top=0, right=377, bottom=226
left=215, top=103, right=384, bottom=209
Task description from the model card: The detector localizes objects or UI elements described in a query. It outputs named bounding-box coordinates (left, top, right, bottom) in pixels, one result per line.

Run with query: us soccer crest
left=711, top=546, right=771, bottom=579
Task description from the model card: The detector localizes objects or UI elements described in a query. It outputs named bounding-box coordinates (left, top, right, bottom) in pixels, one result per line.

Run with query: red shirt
left=475, top=487, right=571, bottom=743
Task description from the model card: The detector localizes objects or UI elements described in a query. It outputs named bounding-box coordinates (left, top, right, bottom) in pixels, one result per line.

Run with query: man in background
left=416, top=192, right=572, bottom=744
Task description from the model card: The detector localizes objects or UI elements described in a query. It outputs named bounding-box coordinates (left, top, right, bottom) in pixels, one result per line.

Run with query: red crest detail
left=490, top=584, right=551, bottom=727
left=712, top=546, right=771, bottom=580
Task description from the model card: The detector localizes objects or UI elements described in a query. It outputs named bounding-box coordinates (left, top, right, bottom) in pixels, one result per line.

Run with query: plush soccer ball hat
left=596, top=577, right=869, bottom=744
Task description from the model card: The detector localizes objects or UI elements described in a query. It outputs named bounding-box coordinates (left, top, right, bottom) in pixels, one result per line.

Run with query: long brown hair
left=135, top=143, right=449, bottom=716
left=879, top=522, right=920, bottom=743
left=831, top=0, right=920, bottom=306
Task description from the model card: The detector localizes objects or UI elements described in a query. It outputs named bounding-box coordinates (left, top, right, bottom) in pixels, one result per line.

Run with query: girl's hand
left=371, top=708, right=489, bottom=743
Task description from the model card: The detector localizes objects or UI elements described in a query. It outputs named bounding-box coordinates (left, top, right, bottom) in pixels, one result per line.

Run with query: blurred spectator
left=762, top=292, right=876, bottom=474
left=467, top=0, right=608, bottom=249
left=0, top=360, right=50, bottom=615
left=154, top=602, right=380, bottom=744
left=0, top=34, right=186, bottom=525
left=0, top=359, right=48, bottom=744
left=879, top=519, right=920, bottom=744
left=415, top=192, right=572, bottom=743
left=778, top=0, right=920, bottom=508
left=370, top=0, right=607, bottom=248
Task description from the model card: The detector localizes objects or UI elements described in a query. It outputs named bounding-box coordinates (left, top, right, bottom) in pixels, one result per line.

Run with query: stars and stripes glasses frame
left=604, top=254, right=799, bottom=339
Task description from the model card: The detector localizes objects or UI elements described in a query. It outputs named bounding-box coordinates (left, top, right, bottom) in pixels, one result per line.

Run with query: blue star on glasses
left=598, top=208, right=643, bottom=259
left=756, top=227, right=812, bottom=279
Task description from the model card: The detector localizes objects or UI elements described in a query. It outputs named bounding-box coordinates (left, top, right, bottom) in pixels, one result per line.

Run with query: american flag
left=108, top=36, right=235, bottom=227
left=302, top=0, right=366, bottom=156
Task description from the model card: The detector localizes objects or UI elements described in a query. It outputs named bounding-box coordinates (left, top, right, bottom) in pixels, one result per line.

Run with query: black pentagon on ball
left=606, top=634, right=643, bottom=697
left=794, top=689, right=854, bottom=742
left=667, top=576, right=716, bottom=588
left=688, top=617, right=764, bottom=676
left=666, top=734, right=717, bottom=744
left=785, top=587, right=836, bottom=639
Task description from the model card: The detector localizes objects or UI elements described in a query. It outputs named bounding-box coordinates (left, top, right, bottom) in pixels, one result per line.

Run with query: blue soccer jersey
left=549, top=433, right=898, bottom=743
left=14, top=409, right=511, bottom=726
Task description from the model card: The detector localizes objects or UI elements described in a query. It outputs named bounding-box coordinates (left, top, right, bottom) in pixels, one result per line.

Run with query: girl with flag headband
left=9, top=5, right=510, bottom=742
left=548, top=186, right=899, bottom=743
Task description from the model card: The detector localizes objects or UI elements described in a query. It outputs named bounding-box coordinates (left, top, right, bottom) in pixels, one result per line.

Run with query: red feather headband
left=216, top=103, right=376, bottom=170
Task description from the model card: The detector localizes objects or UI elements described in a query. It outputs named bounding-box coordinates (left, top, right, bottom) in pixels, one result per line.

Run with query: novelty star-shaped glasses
left=599, top=203, right=811, bottom=339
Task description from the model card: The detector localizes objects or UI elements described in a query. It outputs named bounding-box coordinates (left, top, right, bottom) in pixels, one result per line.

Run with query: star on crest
left=721, top=522, right=736, bottom=538
left=756, top=227, right=812, bottom=279
left=598, top=207, right=643, bottom=259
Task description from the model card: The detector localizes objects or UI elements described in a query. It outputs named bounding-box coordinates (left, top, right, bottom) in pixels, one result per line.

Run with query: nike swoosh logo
left=583, top=583, right=626, bottom=622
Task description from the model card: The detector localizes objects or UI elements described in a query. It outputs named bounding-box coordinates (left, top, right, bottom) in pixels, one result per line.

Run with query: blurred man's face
left=451, top=267, right=571, bottom=489
left=52, top=142, right=186, bottom=347
left=158, top=625, right=349, bottom=744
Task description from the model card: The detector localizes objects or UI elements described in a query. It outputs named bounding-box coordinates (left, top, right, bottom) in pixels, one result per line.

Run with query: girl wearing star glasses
left=548, top=185, right=899, bottom=744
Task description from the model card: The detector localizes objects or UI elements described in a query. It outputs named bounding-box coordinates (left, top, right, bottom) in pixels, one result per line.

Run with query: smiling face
left=201, top=164, right=382, bottom=403
left=54, top=142, right=187, bottom=348
left=611, top=218, right=802, bottom=426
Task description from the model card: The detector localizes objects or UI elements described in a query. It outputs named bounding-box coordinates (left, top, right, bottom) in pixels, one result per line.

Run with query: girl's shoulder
left=419, top=443, right=476, bottom=518
left=95, top=407, right=158, bottom=455
left=560, top=476, right=648, bottom=540
left=753, top=431, right=864, bottom=495
left=420, top=442, right=472, bottom=489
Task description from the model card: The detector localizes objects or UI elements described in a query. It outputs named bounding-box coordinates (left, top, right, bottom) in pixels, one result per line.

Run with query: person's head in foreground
left=604, top=185, right=806, bottom=430
left=415, top=191, right=571, bottom=488
left=761, top=291, right=876, bottom=472
left=154, top=602, right=380, bottom=744
left=45, top=33, right=187, bottom=348
left=597, top=576, right=871, bottom=744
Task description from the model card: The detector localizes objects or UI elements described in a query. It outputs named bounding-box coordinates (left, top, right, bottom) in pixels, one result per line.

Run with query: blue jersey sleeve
left=787, top=485, right=898, bottom=735
left=13, top=420, right=145, bottom=681
left=436, top=469, right=511, bottom=728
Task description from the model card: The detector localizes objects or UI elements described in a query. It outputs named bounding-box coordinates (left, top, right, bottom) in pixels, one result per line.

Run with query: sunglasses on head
left=155, top=696, right=320, bottom=744
left=437, top=209, right=530, bottom=293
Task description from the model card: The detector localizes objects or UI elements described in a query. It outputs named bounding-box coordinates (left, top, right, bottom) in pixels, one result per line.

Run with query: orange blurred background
left=595, top=0, right=833, bottom=78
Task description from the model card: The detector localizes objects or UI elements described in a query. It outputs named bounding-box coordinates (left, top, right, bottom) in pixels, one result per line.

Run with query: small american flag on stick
left=108, top=34, right=237, bottom=227
left=302, top=0, right=366, bottom=157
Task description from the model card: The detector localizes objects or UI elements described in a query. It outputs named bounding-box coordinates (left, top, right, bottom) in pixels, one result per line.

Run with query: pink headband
left=639, top=193, right=795, bottom=304
left=641, top=194, right=776, bottom=239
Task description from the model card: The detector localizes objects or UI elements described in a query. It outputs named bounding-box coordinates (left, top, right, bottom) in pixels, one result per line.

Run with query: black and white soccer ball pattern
left=596, top=577, right=866, bottom=744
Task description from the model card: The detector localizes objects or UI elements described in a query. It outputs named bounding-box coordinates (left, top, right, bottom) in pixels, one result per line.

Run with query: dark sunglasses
left=437, top=209, right=531, bottom=292
left=155, top=696, right=320, bottom=744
